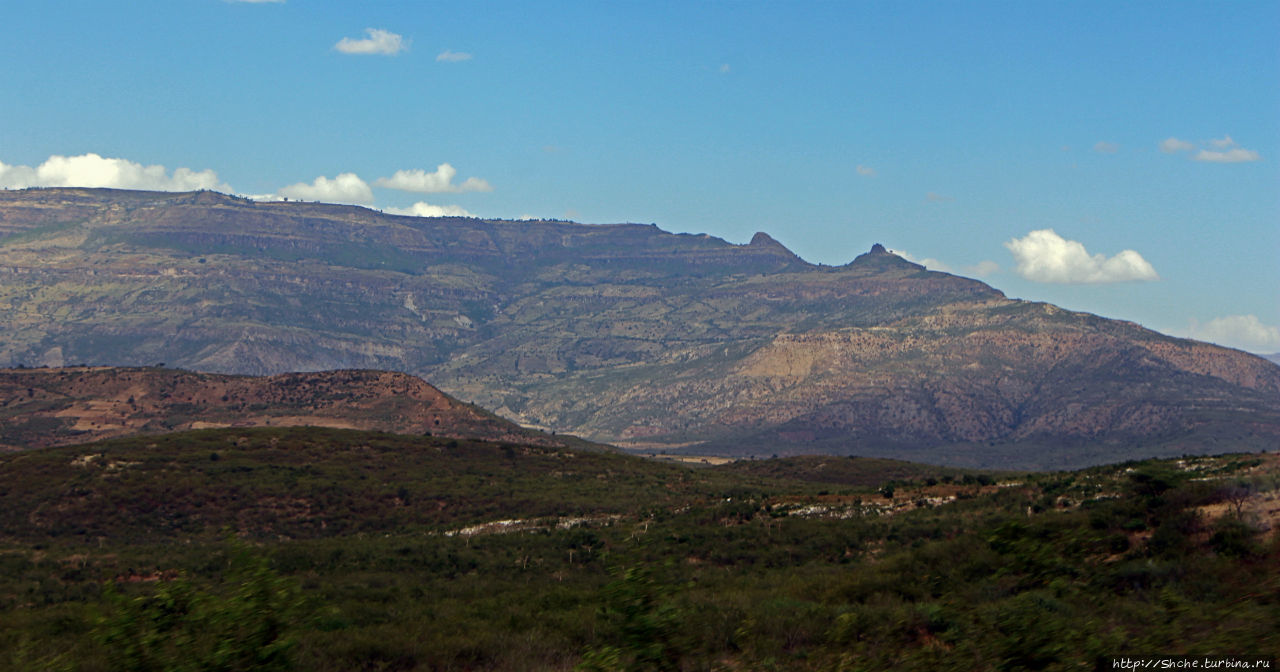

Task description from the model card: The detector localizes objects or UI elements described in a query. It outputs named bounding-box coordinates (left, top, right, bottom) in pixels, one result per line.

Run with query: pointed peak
left=744, top=232, right=802, bottom=262
left=847, top=243, right=925, bottom=270
left=749, top=231, right=780, bottom=247
left=188, top=190, right=243, bottom=206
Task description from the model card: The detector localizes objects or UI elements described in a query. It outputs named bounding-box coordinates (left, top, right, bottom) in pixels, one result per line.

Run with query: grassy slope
left=0, top=428, right=1277, bottom=671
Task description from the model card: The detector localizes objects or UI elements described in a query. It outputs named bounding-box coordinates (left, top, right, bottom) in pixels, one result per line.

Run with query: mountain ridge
left=1, top=187, right=1276, bottom=468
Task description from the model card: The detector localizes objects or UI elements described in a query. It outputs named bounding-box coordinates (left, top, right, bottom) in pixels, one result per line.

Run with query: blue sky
left=2, top=1, right=1277, bottom=352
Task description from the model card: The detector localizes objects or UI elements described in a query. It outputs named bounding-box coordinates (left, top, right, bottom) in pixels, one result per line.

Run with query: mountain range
left=1, top=187, right=1277, bottom=468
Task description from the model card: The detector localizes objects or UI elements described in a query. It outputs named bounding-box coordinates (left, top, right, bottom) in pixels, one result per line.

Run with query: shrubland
left=0, top=428, right=1275, bottom=670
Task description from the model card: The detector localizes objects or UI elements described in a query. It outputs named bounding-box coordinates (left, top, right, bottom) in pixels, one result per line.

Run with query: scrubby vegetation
left=1, top=428, right=1276, bottom=670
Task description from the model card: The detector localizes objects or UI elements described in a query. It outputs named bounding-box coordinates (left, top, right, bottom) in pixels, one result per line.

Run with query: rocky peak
left=749, top=231, right=780, bottom=247
left=846, top=243, right=924, bottom=270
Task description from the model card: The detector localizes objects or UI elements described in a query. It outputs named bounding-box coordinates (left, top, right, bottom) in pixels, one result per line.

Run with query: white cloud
left=1195, top=147, right=1261, bottom=163
left=335, top=28, right=406, bottom=56
left=889, top=250, right=1000, bottom=278
left=970, top=260, right=1000, bottom=277
left=719, top=63, right=731, bottom=74
left=0, top=162, right=38, bottom=187
left=855, top=164, right=876, bottom=177
left=384, top=201, right=475, bottom=218
left=0, top=153, right=227, bottom=191
left=436, top=49, right=472, bottom=62
left=1190, top=136, right=1262, bottom=163
left=1004, top=229, right=1159, bottom=284
left=1092, top=141, right=1119, bottom=154
left=277, top=173, right=373, bottom=204
left=1159, top=137, right=1195, bottom=153
left=1189, top=315, right=1280, bottom=353
left=1157, top=135, right=1262, bottom=162
left=374, top=164, right=492, bottom=193
left=888, top=249, right=951, bottom=272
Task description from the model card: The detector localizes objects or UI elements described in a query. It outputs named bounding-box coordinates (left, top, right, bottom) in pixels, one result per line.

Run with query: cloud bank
left=0, top=154, right=491, bottom=216
left=375, top=164, right=492, bottom=193
left=0, top=153, right=227, bottom=192
left=1189, top=314, right=1280, bottom=353
left=889, top=250, right=999, bottom=277
left=384, top=201, right=475, bottom=218
left=1195, top=147, right=1261, bottom=163
left=277, top=173, right=373, bottom=204
left=890, top=249, right=951, bottom=272
left=1159, top=135, right=1261, bottom=163
left=335, top=29, right=406, bottom=55
left=1004, top=229, right=1158, bottom=284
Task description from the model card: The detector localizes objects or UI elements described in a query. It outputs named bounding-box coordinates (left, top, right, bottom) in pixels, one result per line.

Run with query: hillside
left=2, top=187, right=1278, bottom=468
left=0, top=427, right=733, bottom=543
left=0, top=427, right=1276, bottom=670
left=0, top=366, right=578, bottom=451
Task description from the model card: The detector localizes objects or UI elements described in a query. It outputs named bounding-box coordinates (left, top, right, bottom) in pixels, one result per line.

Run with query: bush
left=96, top=543, right=303, bottom=672
left=578, top=567, right=683, bottom=672
left=1209, top=518, right=1261, bottom=558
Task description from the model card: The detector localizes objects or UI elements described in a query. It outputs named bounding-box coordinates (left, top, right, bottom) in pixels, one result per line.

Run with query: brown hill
left=0, top=366, right=571, bottom=451
left=1, top=188, right=1277, bottom=468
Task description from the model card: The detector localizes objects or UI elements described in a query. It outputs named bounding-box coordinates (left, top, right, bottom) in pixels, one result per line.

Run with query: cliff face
left=2, top=188, right=1276, bottom=468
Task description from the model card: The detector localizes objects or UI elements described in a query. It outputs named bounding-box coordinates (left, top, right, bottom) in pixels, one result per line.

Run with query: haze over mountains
left=2, top=188, right=1277, bottom=468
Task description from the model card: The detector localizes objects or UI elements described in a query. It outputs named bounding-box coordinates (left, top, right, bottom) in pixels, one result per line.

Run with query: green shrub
left=579, top=567, right=683, bottom=672
left=1209, top=518, right=1261, bottom=558
left=95, top=543, right=303, bottom=672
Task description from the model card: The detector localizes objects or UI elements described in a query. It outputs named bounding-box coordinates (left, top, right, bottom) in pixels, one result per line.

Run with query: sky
left=2, top=1, right=1277, bottom=353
